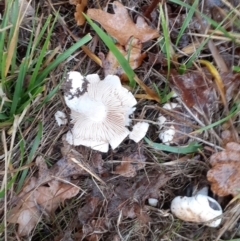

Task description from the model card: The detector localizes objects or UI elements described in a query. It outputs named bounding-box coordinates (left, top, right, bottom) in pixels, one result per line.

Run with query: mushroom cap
left=129, top=122, right=149, bottom=143
left=64, top=72, right=137, bottom=152
left=171, top=194, right=222, bottom=227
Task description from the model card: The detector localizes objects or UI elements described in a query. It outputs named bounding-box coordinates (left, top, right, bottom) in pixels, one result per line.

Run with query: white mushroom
left=148, top=198, right=158, bottom=207
left=54, top=111, right=67, bottom=126
left=129, top=122, right=149, bottom=143
left=63, top=72, right=137, bottom=152
left=171, top=188, right=222, bottom=227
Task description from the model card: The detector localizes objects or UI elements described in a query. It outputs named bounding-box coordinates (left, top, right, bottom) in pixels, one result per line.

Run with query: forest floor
left=1, top=0, right=240, bottom=240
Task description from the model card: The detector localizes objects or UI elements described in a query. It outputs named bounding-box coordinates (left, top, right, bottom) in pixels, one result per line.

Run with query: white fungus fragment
left=54, top=111, right=67, bottom=126
left=171, top=194, right=222, bottom=227
left=157, top=115, right=167, bottom=126
left=162, top=102, right=179, bottom=110
left=129, top=122, right=149, bottom=143
left=159, top=125, right=175, bottom=145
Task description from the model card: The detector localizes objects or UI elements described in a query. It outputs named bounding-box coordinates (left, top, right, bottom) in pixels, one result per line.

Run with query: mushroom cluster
left=63, top=72, right=148, bottom=152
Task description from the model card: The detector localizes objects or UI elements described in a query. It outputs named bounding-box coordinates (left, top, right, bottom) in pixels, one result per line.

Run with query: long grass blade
left=145, top=137, right=202, bottom=154
left=84, top=13, right=135, bottom=87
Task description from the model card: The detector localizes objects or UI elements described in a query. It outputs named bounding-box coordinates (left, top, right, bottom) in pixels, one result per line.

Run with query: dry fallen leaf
left=101, top=38, right=146, bottom=80
left=113, top=153, right=146, bottom=177
left=170, top=69, right=216, bottom=118
left=207, top=142, right=240, bottom=196
left=87, top=1, right=159, bottom=45
left=7, top=156, right=83, bottom=236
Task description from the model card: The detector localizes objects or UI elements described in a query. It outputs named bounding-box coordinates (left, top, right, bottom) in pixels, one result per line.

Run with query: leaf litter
left=8, top=155, right=83, bottom=236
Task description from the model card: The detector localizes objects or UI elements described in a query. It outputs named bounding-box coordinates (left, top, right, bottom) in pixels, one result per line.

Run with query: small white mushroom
left=63, top=72, right=137, bottom=152
left=129, top=122, right=149, bottom=143
left=54, top=111, right=67, bottom=126
left=148, top=198, right=158, bottom=207
left=171, top=192, right=222, bottom=227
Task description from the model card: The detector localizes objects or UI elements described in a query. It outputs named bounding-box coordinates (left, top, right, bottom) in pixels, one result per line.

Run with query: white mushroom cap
left=64, top=72, right=137, bottom=152
left=171, top=194, right=222, bottom=227
left=129, top=122, right=149, bottom=143
left=148, top=198, right=158, bottom=207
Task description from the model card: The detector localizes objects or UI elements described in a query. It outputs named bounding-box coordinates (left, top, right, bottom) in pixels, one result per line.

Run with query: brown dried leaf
left=74, top=0, right=88, bottom=26
left=87, top=1, right=159, bottom=45
left=8, top=157, right=81, bottom=236
left=113, top=153, right=146, bottom=177
left=207, top=142, right=240, bottom=196
left=101, top=38, right=146, bottom=79
left=78, top=196, right=100, bottom=225
left=170, top=70, right=216, bottom=117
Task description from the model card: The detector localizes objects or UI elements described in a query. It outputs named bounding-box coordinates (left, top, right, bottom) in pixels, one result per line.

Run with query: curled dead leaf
left=87, top=1, right=159, bottom=45
left=207, top=142, right=240, bottom=196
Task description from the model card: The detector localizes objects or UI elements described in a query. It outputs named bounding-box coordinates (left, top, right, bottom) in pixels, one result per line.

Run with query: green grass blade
left=84, top=13, right=135, bottom=87
left=233, top=66, right=240, bottom=72
left=170, top=0, right=236, bottom=42
left=175, top=0, right=198, bottom=46
left=17, top=122, right=43, bottom=192
left=36, top=33, right=92, bottom=83
left=10, top=59, right=28, bottom=115
left=0, top=174, right=18, bottom=198
left=145, top=137, right=202, bottom=154
left=159, top=4, right=171, bottom=79
left=29, top=15, right=56, bottom=89
left=30, top=15, right=52, bottom=60
left=194, top=104, right=240, bottom=133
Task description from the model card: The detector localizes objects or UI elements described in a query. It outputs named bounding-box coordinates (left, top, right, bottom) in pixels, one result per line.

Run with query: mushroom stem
left=194, top=186, right=209, bottom=196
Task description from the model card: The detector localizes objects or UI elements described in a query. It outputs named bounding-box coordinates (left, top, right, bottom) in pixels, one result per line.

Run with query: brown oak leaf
left=87, top=1, right=159, bottom=45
